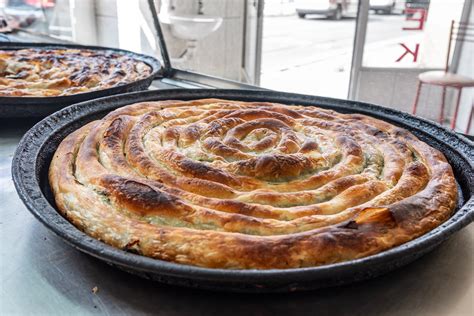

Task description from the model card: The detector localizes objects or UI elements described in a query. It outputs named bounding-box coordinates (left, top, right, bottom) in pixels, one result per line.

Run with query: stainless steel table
left=1, top=117, right=473, bottom=316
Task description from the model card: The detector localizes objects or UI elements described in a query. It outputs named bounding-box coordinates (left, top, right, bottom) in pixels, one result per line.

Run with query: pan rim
left=11, top=88, right=474, bottom=286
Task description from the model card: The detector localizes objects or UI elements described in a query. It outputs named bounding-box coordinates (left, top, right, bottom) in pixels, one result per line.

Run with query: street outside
left=260, top=13, right=410, bottom=98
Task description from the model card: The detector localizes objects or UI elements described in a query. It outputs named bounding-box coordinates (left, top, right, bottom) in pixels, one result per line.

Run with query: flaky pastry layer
left=49, top=99, right=457, bottom=269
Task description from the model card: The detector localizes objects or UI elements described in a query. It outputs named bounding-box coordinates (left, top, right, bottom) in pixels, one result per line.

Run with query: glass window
left=1, top=0, right=164, bottom=63
left=260, top=0, right=358, bottom=98
left=157, top=0, right=359, bottom=98
left=362, top=0, right=466, bottom=69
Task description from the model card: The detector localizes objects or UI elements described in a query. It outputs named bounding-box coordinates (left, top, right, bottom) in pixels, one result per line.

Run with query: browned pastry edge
left=49, top=99, right=457, bottom=269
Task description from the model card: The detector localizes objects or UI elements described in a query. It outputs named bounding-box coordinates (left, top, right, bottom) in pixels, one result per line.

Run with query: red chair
left=412, top=20, right=474, bottom=130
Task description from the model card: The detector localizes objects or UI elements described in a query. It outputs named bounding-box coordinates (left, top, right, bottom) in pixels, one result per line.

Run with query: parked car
left=7, top=0, right=55, bottom=8
left=405, top=0, right=430, bottom=11
left=295, top=0, right=359, bottom=20
left=404, top=0, right=430, bottom=17
left=370, top=0, right=403, bottom=14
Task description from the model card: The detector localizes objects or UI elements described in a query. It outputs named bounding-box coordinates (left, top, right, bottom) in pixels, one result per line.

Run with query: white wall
left=357, top=68, right=443, bottom=122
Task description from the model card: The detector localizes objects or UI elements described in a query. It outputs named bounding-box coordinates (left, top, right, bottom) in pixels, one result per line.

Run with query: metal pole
left=451, top=0, right=472, bottom=73
left=254, top=0, right=264, bottom=86
left=348, top=0, right=370, bottom=100
left=445, top=20, right=455, bottom=73
left=147, top=0, right=173, bottom=75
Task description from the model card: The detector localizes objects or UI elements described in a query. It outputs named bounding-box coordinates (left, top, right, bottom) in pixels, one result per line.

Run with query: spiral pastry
left=0, top=49, right=151, bottom=97
left=49, top=99, right=457, bottom=269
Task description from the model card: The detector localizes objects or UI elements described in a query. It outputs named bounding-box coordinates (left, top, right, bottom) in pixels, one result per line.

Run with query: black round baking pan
left=0, top=42, right=161, bottom=118
left=12, top=89, right=474, bottom=293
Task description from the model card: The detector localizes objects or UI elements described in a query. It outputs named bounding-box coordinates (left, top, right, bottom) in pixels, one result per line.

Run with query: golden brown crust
left=49, top=99, right=458, bottom=269
left=0, top=48, right=151, bottom=97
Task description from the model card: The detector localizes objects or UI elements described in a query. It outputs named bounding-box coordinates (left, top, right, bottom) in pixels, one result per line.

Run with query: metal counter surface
left=1, top=117, right=473, bottom=316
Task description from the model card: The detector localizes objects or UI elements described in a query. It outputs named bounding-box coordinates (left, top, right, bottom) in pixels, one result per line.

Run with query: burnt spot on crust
left=100, top=175, right=183, bottom=216
left=389, top=201, right=427, bottom=226
left=340, top=220, right=359, bottom=230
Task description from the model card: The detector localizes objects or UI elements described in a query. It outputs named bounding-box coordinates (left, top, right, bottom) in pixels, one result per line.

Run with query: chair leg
left=439, top=86, right=446, bottom=124
left=412, top=81, right=422, bottom=115
left=466, top=104, right=473, bottom=134
left=450, top=88, right=462, bottom=130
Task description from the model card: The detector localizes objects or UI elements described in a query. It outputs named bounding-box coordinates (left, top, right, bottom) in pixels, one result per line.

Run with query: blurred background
left=0, top=0, right=472, bottom=133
